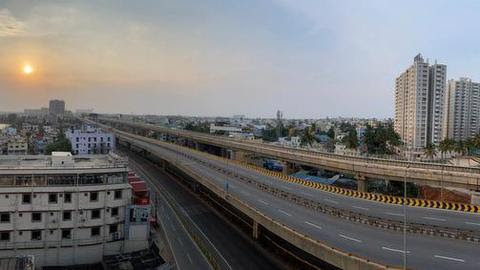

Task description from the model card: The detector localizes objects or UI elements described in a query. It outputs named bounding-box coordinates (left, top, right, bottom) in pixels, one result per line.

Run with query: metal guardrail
left=120, top=132, right=397, bottom=270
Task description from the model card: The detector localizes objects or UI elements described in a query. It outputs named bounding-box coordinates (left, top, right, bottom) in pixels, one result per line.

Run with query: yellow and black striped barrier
left=241, top=162, right=480, bottom=214
left=184, top=144, right=480, bottom=214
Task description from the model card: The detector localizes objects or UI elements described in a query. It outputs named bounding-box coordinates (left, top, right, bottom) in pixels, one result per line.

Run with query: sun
left=23, top=64, right=34, bottom=75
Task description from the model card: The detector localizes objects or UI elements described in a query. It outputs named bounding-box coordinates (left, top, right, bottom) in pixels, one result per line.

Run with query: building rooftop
left=0, top=152, right=127, bottom=170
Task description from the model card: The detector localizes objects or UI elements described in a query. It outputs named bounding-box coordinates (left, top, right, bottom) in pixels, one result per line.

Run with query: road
left=126, top=150, right=283, bottom=270
left=145, top=167, right=212, bottom=270
left=97, top=117, right=480, bottom=189
left=119, top=131, right=480, bottom=270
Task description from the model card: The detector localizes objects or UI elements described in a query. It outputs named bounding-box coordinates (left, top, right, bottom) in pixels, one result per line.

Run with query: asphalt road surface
left=120, top=134, right=480, bottom=270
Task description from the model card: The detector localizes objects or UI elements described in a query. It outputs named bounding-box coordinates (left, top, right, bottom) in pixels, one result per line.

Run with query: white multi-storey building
left=394, top=54, right=447, bottom=150
left=445, top=78, right=480, bottom=141
left=0, top=152, right=148, bottom=268
left=66, top=127, right=115, bottom=155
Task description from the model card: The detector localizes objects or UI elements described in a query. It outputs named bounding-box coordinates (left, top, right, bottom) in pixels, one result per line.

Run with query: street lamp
left=403, top=164, right=410, bottom=269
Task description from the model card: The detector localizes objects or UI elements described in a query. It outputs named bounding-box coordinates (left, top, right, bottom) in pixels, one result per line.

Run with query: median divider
left=177, top=143, right=480, bottom=214
left=241, top=163, right=480, bottom=213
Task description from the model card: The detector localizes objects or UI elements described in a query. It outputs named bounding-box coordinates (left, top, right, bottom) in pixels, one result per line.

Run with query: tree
left=438, top=138, right=455, bottom=159
left=45, top=134, right=72, bottom=155
left=364, top=123, right=401, bottom=154
left=300, top=126, right=316, bottom=147
left=326, top=127, right=335, bottom=140
left=342, top=129, right=358, bottom=149
left=454, top=140, right=467, bottom=156
left=424, top=143, right=437, bottom=160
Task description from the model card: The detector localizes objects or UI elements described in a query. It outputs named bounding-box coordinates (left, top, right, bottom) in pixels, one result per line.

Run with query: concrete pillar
left=252, top=220, right=259, bottom=240
left=355, top=175, right=367, bottom=192
left=282, top=161, right=295, bottom=175
left=232, top=150, right=247, bottom=162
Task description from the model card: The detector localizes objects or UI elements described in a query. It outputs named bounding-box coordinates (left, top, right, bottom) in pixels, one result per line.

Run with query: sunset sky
left=1, top=0, right=480, bottom=118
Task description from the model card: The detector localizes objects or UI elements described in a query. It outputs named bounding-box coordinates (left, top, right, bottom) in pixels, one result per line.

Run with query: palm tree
left=465, top=138, right=475, bottom=155
left=454, top=140, right=467, bottom=156
left=424, top=143, right=437, bottom=160
left=438, top=139, right=454, bottom=159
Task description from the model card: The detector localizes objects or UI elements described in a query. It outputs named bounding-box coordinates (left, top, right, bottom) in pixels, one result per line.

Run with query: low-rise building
left=0, top=152, right=148, bottom=268
left=7, top=138, right=27, bottom=155
left=66, top=127, right=115, bottom=155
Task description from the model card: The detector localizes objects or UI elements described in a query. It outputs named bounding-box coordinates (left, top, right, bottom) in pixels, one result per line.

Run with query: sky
left=1, top=0, right=480, bottom=118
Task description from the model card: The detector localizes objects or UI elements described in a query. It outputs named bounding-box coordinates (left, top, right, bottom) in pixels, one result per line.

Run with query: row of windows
left=20, top=190, right=122, bottom=204
left=75, top=137, right=111, bottom=143
left=0, top=207, right=120, bottom=223
left=0, top=225, right=119, bottom=242
left=74, top=143, right=112, bottom=149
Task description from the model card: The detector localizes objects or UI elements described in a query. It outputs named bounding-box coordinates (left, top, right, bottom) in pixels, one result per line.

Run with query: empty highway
left=111, top=128, right=480, bottom=269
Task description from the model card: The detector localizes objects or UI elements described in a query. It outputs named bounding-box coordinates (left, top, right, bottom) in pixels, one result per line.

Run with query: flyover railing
left=97, top=117, right=480, bottom=175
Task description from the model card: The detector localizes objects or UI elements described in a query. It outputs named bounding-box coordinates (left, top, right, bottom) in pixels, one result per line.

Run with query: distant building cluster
left=394, top=54, right=480, bottom=153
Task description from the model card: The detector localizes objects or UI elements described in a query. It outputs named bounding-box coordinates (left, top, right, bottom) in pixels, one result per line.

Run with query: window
left=0, top=232, right=9, bottom=241
left=62, top=229, right=71, bottom=239
left=64, top=193, right=72, bottom=203
left=111, top=207, right=119, bottom=217
left=114, top=190, right=122, bottom=199
left=107, top=137, right=111, bottom=142
left=31, top=230, right=41, bottom=240
left=109, top=224, right=118, bottom=234
left=22, top=194, right=31, bottom=204
left=90, top=192, right=98, bottom=202
left=0, top=213, right=10, bottom=223
left=32, top=212, right=42, bottom=222
left=48, top=193, right=58, bottom=204
left=91, top=227, right=100, bottom=237
left=91, top=209, right=100, bottom=219
left=63, top=211, right=72, bottom=221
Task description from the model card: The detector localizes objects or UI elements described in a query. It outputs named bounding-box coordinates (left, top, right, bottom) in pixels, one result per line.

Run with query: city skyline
left=2, top=0, right=480, bottom=118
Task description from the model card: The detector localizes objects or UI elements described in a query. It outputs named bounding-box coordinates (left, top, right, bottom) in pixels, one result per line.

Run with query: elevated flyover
left=95, top=120, right=480, bottom=270
left=97, top=117, right=480, bottom=191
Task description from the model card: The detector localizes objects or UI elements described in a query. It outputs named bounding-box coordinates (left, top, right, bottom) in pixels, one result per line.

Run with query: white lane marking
left=324, top=198, right=339, bottom=204
left=382, top=246, right=410, bottom=254
left=278, top=209, right=292, bottom=217
left=422, top=216, right=446, bottom=222
left=258, top=199, right=269, bottom=205
left=338, top=234, right=362, bottom=243
left=434, top=255, right=465, bottom=263
left=385, top=212, right=404, bottom=217
left=305, top=221, right=322, bottom=230
left=178, top=238, right=184, bottom=246
left=353, top=206, right=370, bottom=211
left=186, top=253, right=193, bottom=264
left=466, top=222, right=480, bottom=226
left=282, top=186, right=292, bottom=190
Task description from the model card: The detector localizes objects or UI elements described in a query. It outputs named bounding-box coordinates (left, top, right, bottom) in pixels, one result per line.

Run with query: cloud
left=0, top=9, right=26, bottom=37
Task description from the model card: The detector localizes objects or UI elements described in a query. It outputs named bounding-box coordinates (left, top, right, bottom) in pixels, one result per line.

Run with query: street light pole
left=403, top=164, right=410, bottom=269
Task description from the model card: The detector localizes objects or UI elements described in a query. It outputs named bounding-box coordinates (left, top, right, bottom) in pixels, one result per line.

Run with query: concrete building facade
left=66, top=127, right=115, bottom=155
left=0, top=152, right=148, bottom=268
left=394, top=54, right=447, bottom=150
left=49, top=100, right=65, bottom=116
left=445, top=78, right=480, bottom=141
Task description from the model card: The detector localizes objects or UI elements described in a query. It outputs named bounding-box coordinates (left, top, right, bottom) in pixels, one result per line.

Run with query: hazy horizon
left=2, top=0, right=480, bottom=118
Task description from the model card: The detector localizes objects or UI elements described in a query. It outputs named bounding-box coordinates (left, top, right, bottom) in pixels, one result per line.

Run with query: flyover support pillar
left=355, top=175, right=367, bottom=192
left=252, top=220, right=260, bottom=240
left=232, top=150, right=247, bottom=162
left=282, top=162, right=295, bottom=175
